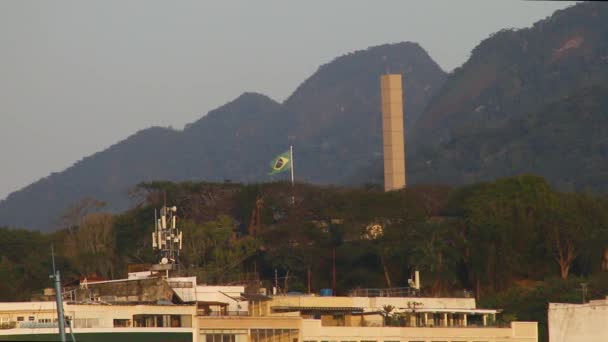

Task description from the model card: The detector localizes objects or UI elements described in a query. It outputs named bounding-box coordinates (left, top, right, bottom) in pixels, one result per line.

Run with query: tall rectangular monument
left=380, top=74, right=406, bottom=191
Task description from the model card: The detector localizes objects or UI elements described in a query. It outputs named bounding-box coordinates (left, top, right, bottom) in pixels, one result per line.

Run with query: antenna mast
left=50, top=245, right=67, bottom=342
left=151, top=205, right=183, bottom=277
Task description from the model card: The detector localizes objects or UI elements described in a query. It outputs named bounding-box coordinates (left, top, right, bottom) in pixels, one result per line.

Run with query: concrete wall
left=271, top=296, right=356, bottom=309
left=302, top=319, right=537, bottom=342
left=549, top=300, right=608, bottom=342
left=0, top=302, right=196, bottom=329
left=369, top=297, right=476, bottom=310
left=270, top=296, right=476, bottom=311
left=74, top=277, right=175, bottom=303
left=198, top=316, right=301, bottom=330
left=167, top=276, right=197, bottom=302
left=195, top=285, right=246, bottom=312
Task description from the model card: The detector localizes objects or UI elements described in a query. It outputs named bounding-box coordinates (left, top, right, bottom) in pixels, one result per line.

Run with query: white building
left=0, top=279, right=538, bottom=342
left=548, top=297, right=608, bottom=342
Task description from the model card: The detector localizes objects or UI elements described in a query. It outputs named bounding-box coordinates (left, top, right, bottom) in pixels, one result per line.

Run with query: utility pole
left=580, top=283, right=588, bottom=303
left=332, top=247, right=337, bottom=295
left=290, top=145, right=295, bottom=204
left=307, top=267, right=312, bottom=294
left=50, top=245, right=66, bottom=342
left=274, top=269, right=279, bottom=295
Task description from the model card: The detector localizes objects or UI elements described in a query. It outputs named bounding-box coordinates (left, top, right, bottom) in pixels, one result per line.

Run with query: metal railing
left=18, top=322, right=60, bottom=329
left=348, top=287, right=419, bottom=297
left=348, top=287, right=474, bottom=298
left=197, top=310, right=250, bottom=317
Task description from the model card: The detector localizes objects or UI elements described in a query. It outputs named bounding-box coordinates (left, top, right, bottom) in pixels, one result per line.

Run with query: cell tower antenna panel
left=151, top=205, right=183, bottom=268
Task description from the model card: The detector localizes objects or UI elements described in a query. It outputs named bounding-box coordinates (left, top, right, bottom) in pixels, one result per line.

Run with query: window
left=250, top=329, right=299, bottom=342
left=167, top=281, right=193, bottom=288
left=73, top=318, right=99, bottom=328
left=16, top=317, right=24, bottom=322
left=133, top=314, right=190, bottom=328
left=206, top=334, right=236, bottom=342
left=38, top=318, right=51, bottom=323
left=28, top=316, right=35, bottom=321
left=113, top=319, right=131, bottom=327
left=201, top=329, right=248, bottom=342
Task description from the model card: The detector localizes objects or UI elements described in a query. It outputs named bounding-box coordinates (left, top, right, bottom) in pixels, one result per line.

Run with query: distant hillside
left=0, top=42, right=446, bottom=231
left=398, top=2, right=608, bottom=191
left=414, top=2, right=608, bottom=141
left=412, top=84, right=608, bottom=192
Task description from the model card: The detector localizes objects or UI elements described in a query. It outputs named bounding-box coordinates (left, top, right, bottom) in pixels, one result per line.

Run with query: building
left=0, top=277, right=539, bottom=342
left=250, top=293, right=537, bottom=342
left=548, top=297, right=608, bottom=342
left=380, top=74, right=407, bottom=192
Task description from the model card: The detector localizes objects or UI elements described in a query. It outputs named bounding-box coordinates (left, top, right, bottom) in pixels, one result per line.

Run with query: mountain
left=0, top=42, right=446, bottom=231
left=414, top=2, right=608, bottom=141
left=412, top=84, right=608, bottom=192
left=399, top=2, right=608, bottom=191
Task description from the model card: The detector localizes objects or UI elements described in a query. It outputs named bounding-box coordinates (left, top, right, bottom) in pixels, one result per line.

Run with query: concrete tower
left=380, top=74, right=406, bottom=191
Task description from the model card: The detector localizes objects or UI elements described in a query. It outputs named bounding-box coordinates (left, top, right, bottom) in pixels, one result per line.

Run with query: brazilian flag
left=269, top=150, right=291, bottom=175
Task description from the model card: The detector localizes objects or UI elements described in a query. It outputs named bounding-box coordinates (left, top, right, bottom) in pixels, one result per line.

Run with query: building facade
left=548, top=298, right=608, bottom=342
left=0, top=278, right=538, bottom=342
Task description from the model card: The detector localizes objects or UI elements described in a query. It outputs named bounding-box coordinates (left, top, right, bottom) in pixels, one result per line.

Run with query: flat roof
left=398, top=308, right=500, bottom=314
left=272, top=306, right=364, bottom=312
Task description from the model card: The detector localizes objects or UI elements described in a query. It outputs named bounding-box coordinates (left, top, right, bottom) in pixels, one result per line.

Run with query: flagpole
left=290, top=145, right=295, bottom=204
left=290, top=145, right=294, bottom=186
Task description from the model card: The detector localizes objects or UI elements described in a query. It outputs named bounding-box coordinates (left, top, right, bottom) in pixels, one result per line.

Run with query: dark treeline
left=1, top=174, right=608, bottom=341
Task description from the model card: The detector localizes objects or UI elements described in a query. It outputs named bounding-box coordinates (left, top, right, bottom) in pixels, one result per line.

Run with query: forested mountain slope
left=399, top=3, right=608, bottom=191
left=0, top=42, right=445, bottom=231
left=414, top=2, right=608, bottom=140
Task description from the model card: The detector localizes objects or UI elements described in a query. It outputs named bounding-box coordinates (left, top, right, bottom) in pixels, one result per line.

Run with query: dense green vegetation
left=1, top=176, right=607, bottom=341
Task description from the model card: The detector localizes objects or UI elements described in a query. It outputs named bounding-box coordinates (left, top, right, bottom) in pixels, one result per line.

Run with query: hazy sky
left=0, top=1, right=576, bottom=200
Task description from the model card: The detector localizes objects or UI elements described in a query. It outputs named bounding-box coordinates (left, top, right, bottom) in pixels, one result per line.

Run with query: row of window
left=15, top=316, right=35, bottom=322
left=11, top=315, right=189, bottom=328
left=14, top=316, right=74, bottom=323
left=304, top=340, right=493, bottom=342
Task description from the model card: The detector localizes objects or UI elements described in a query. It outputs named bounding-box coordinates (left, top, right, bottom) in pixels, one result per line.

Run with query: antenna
left=51, top=244, right=57, bottom=274
left=151, top=204, right=183, bottom=277
left=382, top=55, right=389, bottom=74
left=50, top=245, right=66, bottom=342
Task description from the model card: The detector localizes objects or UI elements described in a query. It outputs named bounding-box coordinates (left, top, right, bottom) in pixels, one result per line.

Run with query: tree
left=408, top=220, right=461, bottom=295
left=180, top=215, right=259, bottom=284
left=449, top=175, right=555, bottom=294
left=63, top=212, right=116, bottom=278
left=544, top=193, right=605, bottom=279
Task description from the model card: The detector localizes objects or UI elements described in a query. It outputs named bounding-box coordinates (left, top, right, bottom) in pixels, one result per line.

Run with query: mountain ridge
left=405, top=2, right=608, bottom=190
left=0, top=42, right=446, bottom=231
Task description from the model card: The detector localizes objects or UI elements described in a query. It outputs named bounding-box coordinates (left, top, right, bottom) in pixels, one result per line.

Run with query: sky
left=0, top=0, right=577, bottom=200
